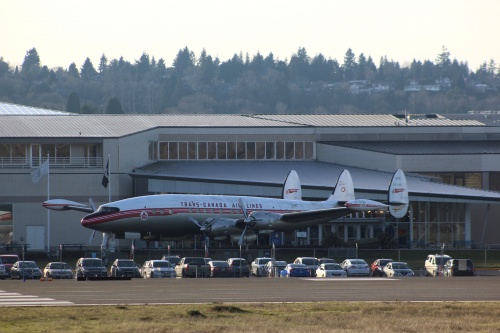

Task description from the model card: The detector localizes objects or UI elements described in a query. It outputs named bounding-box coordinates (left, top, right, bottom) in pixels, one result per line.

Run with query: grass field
left=1, top=302, right=500, bottom=333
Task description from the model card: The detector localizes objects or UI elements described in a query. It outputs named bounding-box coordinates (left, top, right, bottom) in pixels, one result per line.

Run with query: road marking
left=0, top=290, right=73, bottom=307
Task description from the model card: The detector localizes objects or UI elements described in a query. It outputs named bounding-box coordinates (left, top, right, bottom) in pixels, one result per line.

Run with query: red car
left=0, top=254, right=20, bottom=273
left=370, top=259, right=393, bottom=277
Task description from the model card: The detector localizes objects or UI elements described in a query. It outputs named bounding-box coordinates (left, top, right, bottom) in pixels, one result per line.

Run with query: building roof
left=0, top=102, right=73, bottom=115
left=131, top=160, right=500, bottom=203
left=322, top=141, right=500, bottom=155
left=0, top=113, right=485, bottom=138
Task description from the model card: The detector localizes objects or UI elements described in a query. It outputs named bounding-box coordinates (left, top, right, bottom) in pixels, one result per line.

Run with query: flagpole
left=47, top=153, right=50, bottom=255
left=108, top=153, right=111, bottom=202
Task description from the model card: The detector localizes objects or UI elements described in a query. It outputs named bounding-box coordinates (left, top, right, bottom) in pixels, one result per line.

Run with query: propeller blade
left=88, top=230, right=96, bottom=244
left=88, top=198, right=96, bottom=211
left=188, top=216, right=202, bottom=228
left=238, top=224, right=248, bottom=247
left=238, top=198, right=248, bottom=219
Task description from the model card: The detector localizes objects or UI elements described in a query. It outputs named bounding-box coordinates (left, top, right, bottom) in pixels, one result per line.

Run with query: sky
left=2, top=0, right=499, bottom=71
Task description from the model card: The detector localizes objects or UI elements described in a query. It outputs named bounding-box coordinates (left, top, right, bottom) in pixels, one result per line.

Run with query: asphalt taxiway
left=1, top=275, right=499, bottom=307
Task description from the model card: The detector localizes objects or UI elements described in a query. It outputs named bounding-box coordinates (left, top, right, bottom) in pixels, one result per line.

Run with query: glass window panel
left=198, top=142, right=207, bottom=159
left=217, top=142, right=226, bottom=159
left=276, top=142, right=284, bottom=159
left=179, top=142, right=188, bottom=159
left=246, top=142, right=255, bottom=159
left=56, top=144, right=70, bottom=157
left=149, top=142, right=158, bottom=160
left=305, top=142, right=314, bottom=159
left=207, top=142, right=217, bottom=159
left=285, top=142, right=294, bottom=159
left=12, top=144, right=26, bottom=158
left=0, top=144, right=9, bottom=157
left=265, top=142, right=275, bottom=159
left=41, top=144, right=56, bottom=159
left=465, top=173, right=481, bottom=189
left=159, top=142, right=169, bottom=159
left=168, top=142, right=178, bottom=159
left=256, top=142, right=265, bottom=159
left=237, top=142, right=246, bottom=159
left=188, top=142, right=197, bottom=159
left=227, top=142, right=236, bottom=159
left=295, top=142, right=304, bottom=159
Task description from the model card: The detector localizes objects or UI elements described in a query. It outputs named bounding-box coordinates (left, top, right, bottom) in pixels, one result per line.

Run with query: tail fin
left=283, top=170, right=302, bottom=200
left=327, top=169, right=355, bottom=203
left=388, top=169, right=409, bottom=218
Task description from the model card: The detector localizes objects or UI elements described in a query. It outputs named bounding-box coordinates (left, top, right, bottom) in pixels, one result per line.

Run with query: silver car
left=43, top=262, right=73, bottom=279
left=141, top=260, right=176, bottom=278
left=251, top=257, right=273, bottom=277
left=340, top=259, right=370, bottom=277
left=383, top=262, right=414, bottom=277
left=316, top=263, right=347, bottom=278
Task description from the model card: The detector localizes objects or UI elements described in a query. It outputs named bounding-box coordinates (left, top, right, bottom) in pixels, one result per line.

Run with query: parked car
left=109, top=259, right=141, bottom=278
left=207, top=260, right=233, bottom=277
left=161, top=255, right=181, bottom=266
left=251, top=257, right=273, bottom=277
left=293, top=257, right=320, bottom=277
left=0, top=254, right=20, bottom=273
left=443, top=259, right=475, bottom=277
left=316, top=263, right=347, bottom=277
left=264, top=260, right=288, bottom=277
left=425, top=254, right=452, bottom=277
left=318, top=258, right=336, bottom=265
left=175, top=257, right=209, bottom=278
left=226, top=258, right=250, bottom=277
left=74, top=258, right=107, bottom=278
left=0, top=260, right=9, bottom=279
left=43, top=262, right=73, bottom=279
left=370, top=258, right=393, bottom=277
left=284, top=263, right=310, bottom=277
left=141, top=260, right=176, bottom=278
left=383, top=261, right=414, bottom=277
left=341, top=259, right=370, bottom=277
left=10, top=261, right=42, bottom=280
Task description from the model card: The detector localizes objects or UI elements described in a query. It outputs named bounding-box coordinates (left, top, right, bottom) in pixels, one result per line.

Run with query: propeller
left=238, top=198, right=250, bottom=246
left=188, top=216, right=219, bottom=249
left=88, top=198, right=97, bottom=243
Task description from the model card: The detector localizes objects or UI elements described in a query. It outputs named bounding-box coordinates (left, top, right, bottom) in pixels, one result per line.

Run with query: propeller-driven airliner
left=43, top=169, right=408, bottom=251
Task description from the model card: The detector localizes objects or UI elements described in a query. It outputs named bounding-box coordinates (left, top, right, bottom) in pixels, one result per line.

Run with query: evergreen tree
left=98, top=54, right=108, bottom=73
left=80, top=58, right=97, bottom=81
left=21, top=48, right=41, bottom=78
left=342, top=48, right=356, bottom=81
left=66, top=92, right=81, bottom=113
left=68, top=62, right=80, bottom=79
left=105, top=97, right=124, bottom=114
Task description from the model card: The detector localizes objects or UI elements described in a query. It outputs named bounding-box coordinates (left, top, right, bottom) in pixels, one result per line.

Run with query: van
left=443, top=259, right=475, bottom=277
left=424, top=254, right=452, bottom=277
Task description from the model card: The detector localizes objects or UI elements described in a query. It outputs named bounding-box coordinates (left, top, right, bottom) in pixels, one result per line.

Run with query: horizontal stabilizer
left=42, top=199, right=95, bottom=213
left=345, top=199, right=388, bottom=211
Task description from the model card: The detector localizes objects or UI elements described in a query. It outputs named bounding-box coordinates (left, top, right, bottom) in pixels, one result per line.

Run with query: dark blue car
left=284, top=264, right=310, bottom=277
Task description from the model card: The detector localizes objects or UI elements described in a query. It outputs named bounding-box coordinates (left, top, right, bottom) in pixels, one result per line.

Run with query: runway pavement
left=1, top=274, right=499, bottom=307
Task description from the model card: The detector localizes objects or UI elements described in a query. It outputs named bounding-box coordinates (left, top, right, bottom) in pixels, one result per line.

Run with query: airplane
left=42, top=169, right=409, bottom=251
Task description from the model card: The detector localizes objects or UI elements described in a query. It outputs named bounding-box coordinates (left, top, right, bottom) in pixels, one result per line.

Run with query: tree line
left=0, top=46, right=498, bottom=115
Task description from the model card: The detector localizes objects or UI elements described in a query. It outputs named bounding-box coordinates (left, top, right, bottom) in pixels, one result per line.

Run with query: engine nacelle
left=245, top=211, right=282, bottom=229
left=207, top=218, right=241, bottom=237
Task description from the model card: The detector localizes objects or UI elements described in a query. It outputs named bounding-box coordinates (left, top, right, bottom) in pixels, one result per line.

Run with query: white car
left=141, top=260, right=176, bottom=278
left=251, top=257, right=273, bottom=277
left=43, top=262, right=73, bottom=279
left=340, top=259, right=370, bottom=277
left=383, top=261, right=414, bottom=277
left=316, top=263, right=347, bottom=277
left=425, top=254, right=452, bottom=277
left=264, top=260, right=288, bottom=277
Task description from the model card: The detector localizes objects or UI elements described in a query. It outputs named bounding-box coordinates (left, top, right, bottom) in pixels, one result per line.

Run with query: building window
left=148, top=142, right=158, bottom=160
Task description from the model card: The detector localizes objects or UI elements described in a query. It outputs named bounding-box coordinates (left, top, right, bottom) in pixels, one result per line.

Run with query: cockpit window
left=98, top=206, right=120, bottom=213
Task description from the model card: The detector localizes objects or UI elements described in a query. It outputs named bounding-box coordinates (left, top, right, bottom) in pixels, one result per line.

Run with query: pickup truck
left=175, top=257, right=209, bottom=278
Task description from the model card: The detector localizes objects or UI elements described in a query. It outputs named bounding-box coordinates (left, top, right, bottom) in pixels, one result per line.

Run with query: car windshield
left=50, top=263, right=70, bottom=269
left=1, top=256, right=18, bottom=264
left=436, top=257, right=450, bottom=265
left=152, top=261, right=170, bottom=268
left=19, top=261, right=37, bottom=268
left=211, top=261, right=229, bottom=267
left=320, top=259, right=335, bottom=264
left=392, top=263, right=409, bottom=269
left=301, top=258, right=319, bottom=265
left=324, top=264, right=342, bottom=270
left=259, top=259, right=272, bottom=265
left=82, top=259, right=103, bottom=267
left=230, top=259, right=246, bottom=266
left=379, top=259, right=392, bottom=266
left=117, top=261, right=134, bottom=267
left=350, top=260, right=366, bottom=265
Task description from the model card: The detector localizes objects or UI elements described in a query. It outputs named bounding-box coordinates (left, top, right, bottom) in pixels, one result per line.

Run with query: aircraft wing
left=279, top=207, right=350, bottom=223
left=43, top=199, right=95, bottom=213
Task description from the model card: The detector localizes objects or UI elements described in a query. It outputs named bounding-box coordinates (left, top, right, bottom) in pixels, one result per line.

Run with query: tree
left=68, top=63, right=80, bottom=79
left=80, top=58, right=97, bottom=81
left=105, top=97, right=123, bottom=114
left=98, top=54, right=108, bottom=74
left=342, top=48, right=356, bottom=81
left=172, top=47, right=195, bottom=75
left=66, top=92, right=81, bottom=113
left=0, top=57, right=10, bottom=77
left=288, top=47, right=309, bottom=82
left=21, top=48, right=41, bottom=78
